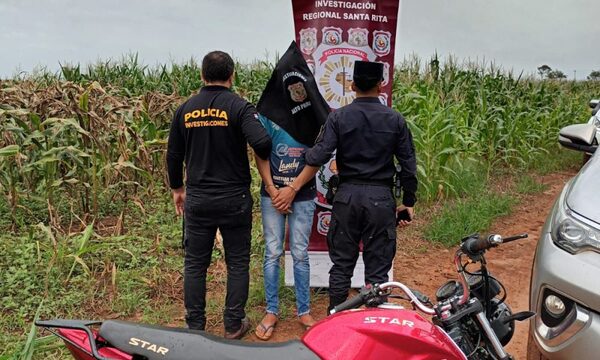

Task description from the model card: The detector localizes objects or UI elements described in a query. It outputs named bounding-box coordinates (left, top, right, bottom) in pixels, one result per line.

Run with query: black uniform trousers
left=327, top=183, right=397, bottom=310
left=183, top=189, right=252, bottom=333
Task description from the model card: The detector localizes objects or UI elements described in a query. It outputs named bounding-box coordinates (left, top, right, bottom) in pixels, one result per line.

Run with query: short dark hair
left=201, top=51, right=235, bottom=82
left=353, top=78, right=381, bottom=92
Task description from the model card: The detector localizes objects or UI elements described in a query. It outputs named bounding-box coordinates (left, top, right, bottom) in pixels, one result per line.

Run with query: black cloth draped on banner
left=257, top=41, right=330, bottom=146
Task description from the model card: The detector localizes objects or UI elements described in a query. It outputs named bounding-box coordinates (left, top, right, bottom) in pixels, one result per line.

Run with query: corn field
left=1, top=56, right=599, bottom=356
left=1, top=55, right=598, bottom=231
left=393, top=56, right=598, bottom=199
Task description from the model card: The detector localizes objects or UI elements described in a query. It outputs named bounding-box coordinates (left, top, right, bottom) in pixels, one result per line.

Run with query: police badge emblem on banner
left=291, top=0, right=401, bottom=247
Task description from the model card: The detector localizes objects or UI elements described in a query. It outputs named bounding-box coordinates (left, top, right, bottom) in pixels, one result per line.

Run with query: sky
left=2, top=0, right=599, bottom=79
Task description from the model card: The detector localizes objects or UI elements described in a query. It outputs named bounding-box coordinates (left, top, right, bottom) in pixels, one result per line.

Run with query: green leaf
left=145, top=139, right=168, bottom=146
left=29, top=113, right=41, bottom=129
left=6, top=109, right=29, bottom=117
left=67, top=224, right=95, bottom=281
left=66, top=254, right=91, bottom=276
left=0, top=145, right=19, bottom=157
left=41, top=118, right=90, bottom=136
left=20, top=300, right=44, bottom=360
left=78, top=224, right=94, bottom=252
left=35, top=223, right=57, bottom=247
left=79, top=91, right=90, bottom=112
left=30, top=155, right=59, bottom=167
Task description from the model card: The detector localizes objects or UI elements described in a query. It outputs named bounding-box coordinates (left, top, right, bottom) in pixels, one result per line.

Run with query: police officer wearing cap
left=304, top=60, right=418, bottom=312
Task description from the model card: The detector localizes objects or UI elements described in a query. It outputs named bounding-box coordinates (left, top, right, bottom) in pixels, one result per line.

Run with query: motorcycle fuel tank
left=302, top=308, right=467, bottom=360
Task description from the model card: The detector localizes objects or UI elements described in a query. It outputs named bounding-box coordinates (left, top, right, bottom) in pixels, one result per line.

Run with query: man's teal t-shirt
left=258, top=114, right=316, bottom=202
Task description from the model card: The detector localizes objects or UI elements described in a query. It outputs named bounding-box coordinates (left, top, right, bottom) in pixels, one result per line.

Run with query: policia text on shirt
left=184, top=108, right=229, bottom=128
left=166, top=51, right=271, bottom=340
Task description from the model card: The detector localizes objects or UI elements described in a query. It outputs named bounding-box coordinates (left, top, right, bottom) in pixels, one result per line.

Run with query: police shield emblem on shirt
left=288, top=82, right=308, bottom=103
left=257, top=41, right=329, bottom=147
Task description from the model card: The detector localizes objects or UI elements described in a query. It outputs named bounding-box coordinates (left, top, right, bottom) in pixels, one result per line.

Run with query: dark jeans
left=327, top=184, right=397, bottom=311
left=183, top=189, right=252, bottom=333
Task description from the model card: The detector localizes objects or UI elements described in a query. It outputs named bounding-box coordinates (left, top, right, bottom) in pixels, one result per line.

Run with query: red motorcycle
left=37, top=233, right=533, bottom=360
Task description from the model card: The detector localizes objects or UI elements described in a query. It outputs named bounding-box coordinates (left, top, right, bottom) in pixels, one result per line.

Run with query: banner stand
left=290, top=0, right=401, bottom=288
left=284, top=203, right=392, bottom=287
left=285, top=251, right=375, bottom=288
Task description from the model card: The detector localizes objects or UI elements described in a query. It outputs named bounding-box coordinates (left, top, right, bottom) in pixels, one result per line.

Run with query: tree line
left=538, top=64, right=600, bottom=80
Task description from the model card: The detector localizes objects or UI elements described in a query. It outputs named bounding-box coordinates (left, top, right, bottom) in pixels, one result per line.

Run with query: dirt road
left=234, top=171, right=575, bottom=359
left=391, top=171, right=574, bottom=358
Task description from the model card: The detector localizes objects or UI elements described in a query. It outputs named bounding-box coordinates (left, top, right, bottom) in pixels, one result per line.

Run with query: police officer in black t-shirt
left=167, top=51, right=271, bottom=339
left=305, top=61, right=418, bottom=313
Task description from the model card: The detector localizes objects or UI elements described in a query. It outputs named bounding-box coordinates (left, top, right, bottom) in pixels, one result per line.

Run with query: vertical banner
left=291, top=0, right=401, bottom=251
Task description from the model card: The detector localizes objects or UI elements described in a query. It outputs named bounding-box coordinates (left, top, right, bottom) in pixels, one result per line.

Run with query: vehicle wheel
left=527, top=330, right=548, bottom=360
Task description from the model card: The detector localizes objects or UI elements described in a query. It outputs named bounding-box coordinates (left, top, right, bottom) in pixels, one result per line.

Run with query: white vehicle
left=528, top=121, right=599, bottom=359
left=585, top=100, right=600, bottom=161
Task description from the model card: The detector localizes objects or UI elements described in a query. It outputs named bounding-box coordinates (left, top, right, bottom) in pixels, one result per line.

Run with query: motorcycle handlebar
left=461, top=233, right=528, bottom=255
left=331, top=233, right=529, bottom=316
left=330, top=292, right=367, bottom=314
left=502, top=233, right=528, bottom=243
left=461, top=234, right=496, bottom=254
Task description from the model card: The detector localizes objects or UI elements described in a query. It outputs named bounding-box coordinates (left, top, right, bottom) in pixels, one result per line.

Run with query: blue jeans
left=261, top=197, right=315, bottom=316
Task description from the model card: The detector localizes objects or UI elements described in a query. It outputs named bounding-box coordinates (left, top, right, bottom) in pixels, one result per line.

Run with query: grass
left=516, top=175, right=549, bottom=194
left=422, top=148, right=575, bottom=245
left=528, top=146, right=583, bottom=175
left=0, top=168, right=571, bottom=357
left=424, top=191, right=515, bottom=246
left=0, top=195, right=316, bottom=358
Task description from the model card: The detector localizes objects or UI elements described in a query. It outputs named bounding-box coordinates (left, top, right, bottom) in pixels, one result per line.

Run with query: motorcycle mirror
left=589, top=99, right=599, bottom=109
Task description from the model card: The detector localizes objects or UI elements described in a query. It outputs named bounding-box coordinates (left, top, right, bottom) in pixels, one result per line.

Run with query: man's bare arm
left=254, top=153, right=279, bottom=200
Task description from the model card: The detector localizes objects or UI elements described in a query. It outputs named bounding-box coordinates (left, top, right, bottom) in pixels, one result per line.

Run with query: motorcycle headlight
left=552, top=204, right=600, bottom=254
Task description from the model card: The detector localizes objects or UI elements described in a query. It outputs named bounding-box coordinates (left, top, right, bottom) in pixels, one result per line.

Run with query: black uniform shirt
left=166, top=85, right=272, bottom=196
left=305, top=97, right=418, bottom=206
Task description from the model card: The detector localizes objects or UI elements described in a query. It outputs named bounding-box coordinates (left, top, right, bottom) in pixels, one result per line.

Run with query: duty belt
left=326, top=176, right=393, bottom=204
left=339, top=177, right=393, bottom=187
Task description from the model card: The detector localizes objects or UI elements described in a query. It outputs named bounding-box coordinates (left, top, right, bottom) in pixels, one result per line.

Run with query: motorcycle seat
left=98, top=320, right=319, bottom=360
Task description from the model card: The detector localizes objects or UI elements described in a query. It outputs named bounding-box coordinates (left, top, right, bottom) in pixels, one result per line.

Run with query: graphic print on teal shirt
left=258, top=114, right=316, bottom=202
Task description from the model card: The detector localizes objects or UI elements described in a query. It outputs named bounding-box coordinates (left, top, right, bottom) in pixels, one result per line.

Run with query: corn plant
left=2, top=56, right=600, bottom=229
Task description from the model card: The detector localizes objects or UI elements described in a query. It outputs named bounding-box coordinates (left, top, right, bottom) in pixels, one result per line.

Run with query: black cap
left=353, top=61, right=384, bottom=82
